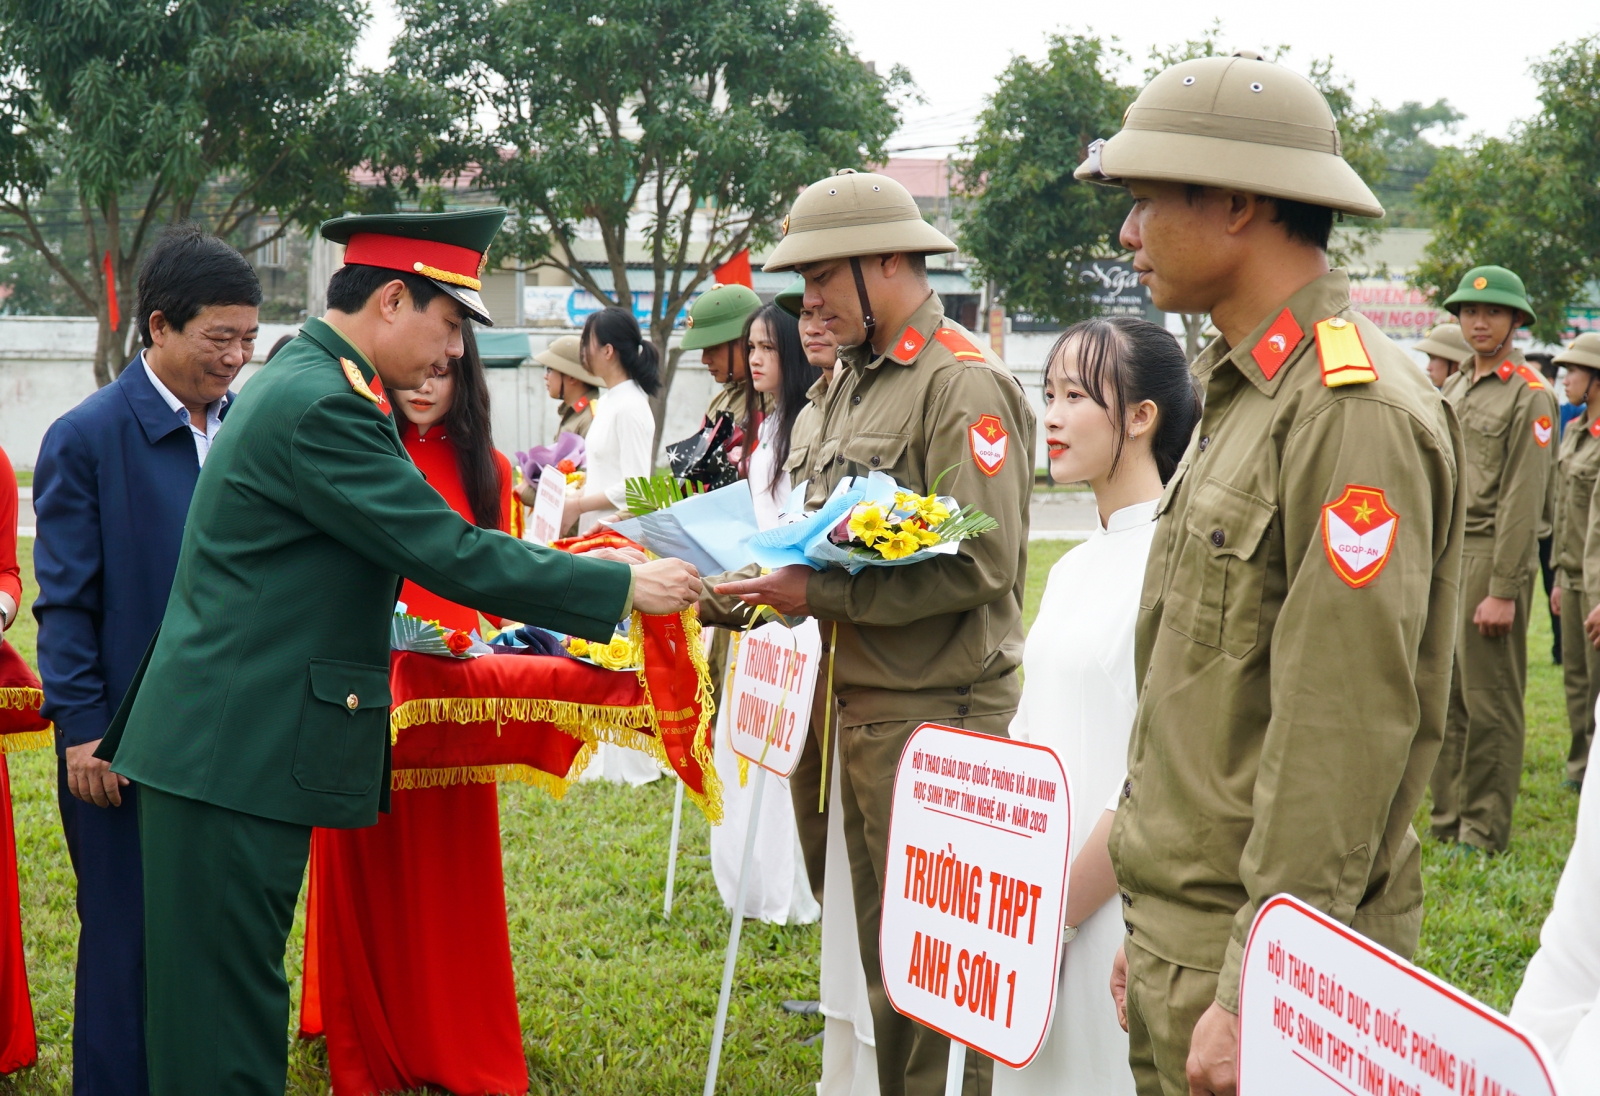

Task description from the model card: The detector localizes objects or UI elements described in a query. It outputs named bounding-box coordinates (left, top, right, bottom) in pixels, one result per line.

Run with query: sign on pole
left=1239, top=894, right=1564, bottom=1095
left=726, top=618, right=821, bottom=778
left=527, top=465, right=567, bottom=546
left=881, top=723, right=1073, bottom=1069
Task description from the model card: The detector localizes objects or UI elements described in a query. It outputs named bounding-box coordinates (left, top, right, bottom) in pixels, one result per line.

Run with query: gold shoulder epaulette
left=934, top=327, right=987, bottom=362
left=340, top=357, right=382, bottom=405
left=1515, top=364, right=1549, bottom=390
left=1315, top=317, right=1378, bottom=387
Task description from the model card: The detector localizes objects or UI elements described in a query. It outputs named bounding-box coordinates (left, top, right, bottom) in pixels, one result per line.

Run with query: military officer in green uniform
left=1429, top=266, right=1555, bottom=854
left=1074, top=53, right=1464, bottom=1096
left=1549, top=332, right=1600, bottom=787
left=1417, top=321, right=1473, bottom=389
left=717, top=170, right=1035, bottom=1096
left=541, top=334, right=601, bottom=437
left=98, top=209, right=702, bottom=1094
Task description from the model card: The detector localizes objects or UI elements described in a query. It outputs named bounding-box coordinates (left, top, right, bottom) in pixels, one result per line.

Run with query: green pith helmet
left=1414, top=322, right=1472, bottom=364
left=680, top=283, right=761, bottom=351
left=1442, top=265, right=1534, bottom=324
left=1073, top=52, right=1383, bottom=219
left=535, top=335, right=602, bottom=386
left=320, top=208, right=507, bottom=325
left=1556, top=332, right=1600, bottom=373
left=774, top=277, right=805, bottom=318
left=762, top=169, right=956, bottom=273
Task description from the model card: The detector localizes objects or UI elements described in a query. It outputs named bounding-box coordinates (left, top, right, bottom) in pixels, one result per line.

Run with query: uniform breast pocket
left=1167, top=480, right=1277, bottom=658
left=840, top=432, right=911, bottom=477
left=783, top=443, right=811, bottom=476
left=292, top=658, right=392, bottom=796
left=1464, top=410, right=1511, bottom=473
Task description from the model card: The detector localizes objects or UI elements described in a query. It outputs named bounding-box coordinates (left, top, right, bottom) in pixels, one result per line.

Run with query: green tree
left=0, top=0, right=390, bottom=385
left=1415, top=36, right=1600, bottom=342
left=1368, top=99, right=1463, bottom=227
left=391, top=0, right=905, bottom=443
left=954, top=34, right=1133, bottom=329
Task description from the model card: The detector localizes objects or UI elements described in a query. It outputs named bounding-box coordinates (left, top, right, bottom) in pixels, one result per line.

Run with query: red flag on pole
left=103, top=251, right=119, bottom=330
left=713, top=249, right=753, bottom=289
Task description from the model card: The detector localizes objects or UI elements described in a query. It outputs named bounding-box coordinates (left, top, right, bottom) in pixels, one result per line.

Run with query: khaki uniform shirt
left=1553, top=409, right=1600, bottom=589
left=1439, top=348, right=1556, bottom=596
left=1112, top=272, right=1465, bottom=1012
left=785, top=372, right=832, bottom=481
left=800, top=294, right=1035, bottom=727
left=704, top=381, right=773, bottom=426
left=557, top=393, right=596, bottom=438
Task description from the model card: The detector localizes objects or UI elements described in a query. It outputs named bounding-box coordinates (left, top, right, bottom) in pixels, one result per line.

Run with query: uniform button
left=1210, top=528, right=1226, bottom=548
left=1121, top=892, right=1132, bottom=907
left=346, top=693, right=359, bottom=710
left=957, top=705, right=969, bottom=717
left=1123, top=780, right=1132, bottom=799
left=1127, top=922, right=1135, bottom=936
left=851, top=394, right=862, bottom=406
left=870, top=455, right=881, bottom=467
left=1199, top=435, right=1210, bottom=452
left=838, top=698, right=848, bottom=708
left=956, top=686, right=969, bottom=695
left=837, top=457, right=845, bottom=466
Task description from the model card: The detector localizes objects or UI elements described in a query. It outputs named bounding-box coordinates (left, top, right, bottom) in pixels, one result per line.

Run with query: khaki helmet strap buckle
left=849, top=256, right=876, bottom=348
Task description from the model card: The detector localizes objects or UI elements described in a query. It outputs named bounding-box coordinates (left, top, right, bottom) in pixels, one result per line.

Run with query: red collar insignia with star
left=1251, top=308, right=1304, bottom=381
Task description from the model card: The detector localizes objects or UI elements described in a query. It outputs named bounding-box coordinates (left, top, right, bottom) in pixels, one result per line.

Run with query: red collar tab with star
left=1589, top=416, right=1600, bottom=439
left=1496, top=360, right=1516, bottom=382
left=1533, top=415, right=1553, bottom=448
left=1251, top=308, right=1304, bottom=381
left=571, top=397, right=589, bottom=414
left=1322, top=484, right=1399, bottom=588
left=969, top=414, right=1008, bottom=476
left=1314, top=316, right=1378, bottom=387
left=890, top=325, right=926, bottom=363
left=934, top=327, right=988, bottom=362
left=340, top=357, right=391, bottom=416
left=1515, top=364, right=1549, bottom=390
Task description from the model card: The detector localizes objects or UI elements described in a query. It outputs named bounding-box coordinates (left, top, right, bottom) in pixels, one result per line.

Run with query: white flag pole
left=663, top=780, right=686, bottom=919
left=944, top=1042, right=967, bottom=1096
left=702, top=764, right=767, bottom=1096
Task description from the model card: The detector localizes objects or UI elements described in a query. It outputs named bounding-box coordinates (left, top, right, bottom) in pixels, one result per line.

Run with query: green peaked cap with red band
left=319, top=208, right=508, bottom=326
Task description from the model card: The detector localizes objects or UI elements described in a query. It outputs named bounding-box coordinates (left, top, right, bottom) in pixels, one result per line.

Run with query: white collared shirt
left=142, top=352, right=228, bottom=466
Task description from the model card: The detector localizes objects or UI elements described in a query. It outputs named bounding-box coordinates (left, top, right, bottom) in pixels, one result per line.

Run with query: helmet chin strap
left=849, top=257, right=877, bottom=350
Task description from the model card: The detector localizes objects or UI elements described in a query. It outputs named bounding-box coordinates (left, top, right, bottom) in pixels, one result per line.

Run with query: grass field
left=0, top=537, right=1579, bottom=1093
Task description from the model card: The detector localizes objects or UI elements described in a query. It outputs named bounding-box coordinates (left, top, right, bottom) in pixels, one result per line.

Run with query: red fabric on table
left=300, top=425, right=527, bottom=1096
left=0, top=643, right=49, bottom=741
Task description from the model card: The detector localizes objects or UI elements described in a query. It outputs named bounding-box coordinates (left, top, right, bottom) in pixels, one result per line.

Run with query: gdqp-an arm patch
left=1322, top=485, right=1398, bottom=588
left=1533, top=415, right=1553, bottom=448
left=969, top=414, right=1008, bottom=476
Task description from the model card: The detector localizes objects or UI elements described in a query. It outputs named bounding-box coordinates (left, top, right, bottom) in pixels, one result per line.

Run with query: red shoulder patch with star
left=1322, top=485, right=1399, bottom=589
left=969, top=414, right=1008, bottom=476
left=892, top=325, right=926, bottom=362
left=934, top=327, right=987, bottom=362
left=1251, top=308, right=1304, bottom=381
left=1533, top=415, right=1553, bottom=448
left=1516, top=364, right=1549, bottom=390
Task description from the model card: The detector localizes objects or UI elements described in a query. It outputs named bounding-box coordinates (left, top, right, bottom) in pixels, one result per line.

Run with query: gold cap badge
left=1473, top=276, right=1488, bottom=290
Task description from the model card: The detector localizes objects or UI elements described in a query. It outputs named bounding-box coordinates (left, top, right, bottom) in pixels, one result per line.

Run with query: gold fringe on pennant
left=389, top=695, right=655, bottom=745
left=392, top=743, right=598, bottom=801
left=0, top=688, right=43, bottom=712
left=0, top=730, right=52, bottom=754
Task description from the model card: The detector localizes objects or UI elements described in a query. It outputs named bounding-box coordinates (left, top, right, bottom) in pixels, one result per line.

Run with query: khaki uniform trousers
left=1561, top=585, right=1600, bottom=784
left=1125, top=938, right=1219, bottom=1096
left=838, top=711, right=1012, bottom=1096
left=788, top=689, right=833, bottom=905
left=1431, top=551, right=1533, bottom=851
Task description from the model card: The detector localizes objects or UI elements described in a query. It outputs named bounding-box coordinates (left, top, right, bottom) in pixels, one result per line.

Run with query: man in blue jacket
left=33, top=224, right=261, bottom=1096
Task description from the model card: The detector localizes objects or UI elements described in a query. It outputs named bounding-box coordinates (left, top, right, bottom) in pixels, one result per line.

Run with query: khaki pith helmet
left=1414, top=323, right=1472, bottom=365
left=535, top=335, right=602, bottom=386
left=1556, top=332, right=1600, bottom=373
left=763, top=169, right=956, bottom=273
left=1074, top=52, right=1384, bottom=219
left=1443, top=265, right=1534, bottom=324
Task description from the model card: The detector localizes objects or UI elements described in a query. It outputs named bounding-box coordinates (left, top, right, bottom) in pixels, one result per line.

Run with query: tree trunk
left=647, top=310, right=682, bottom=467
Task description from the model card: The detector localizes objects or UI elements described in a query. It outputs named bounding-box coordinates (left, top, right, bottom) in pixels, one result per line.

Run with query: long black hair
left=741, top=304, right=820, bottom=492
left=582, top=307, right=662, bottom=397
left=1046, top=317, right=1200, bottom=483
left=438, top=323, right=505, bottom=530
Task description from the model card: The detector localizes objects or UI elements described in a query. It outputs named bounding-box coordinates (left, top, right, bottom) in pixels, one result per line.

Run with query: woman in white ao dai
left=995, top=317, right=1200, bottom=1096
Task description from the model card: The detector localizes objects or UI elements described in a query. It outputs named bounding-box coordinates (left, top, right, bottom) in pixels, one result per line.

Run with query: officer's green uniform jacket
left=1112, top=272, right=1465, bottom=1013
left=800, top=294, right=1034, bottom=726
left=1439, top=347, right=1556, bottom=593
left=1553, top=408, right=1600, bottom=591
left=101, top=318, right=633, bottom=830
left=558, top=393, right=596, bottom=438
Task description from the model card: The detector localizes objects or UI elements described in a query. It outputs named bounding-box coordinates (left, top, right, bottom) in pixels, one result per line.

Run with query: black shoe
left=782, top=1000, right=821, bottom=1016
left=1564, top=779, right=1583, bottom=793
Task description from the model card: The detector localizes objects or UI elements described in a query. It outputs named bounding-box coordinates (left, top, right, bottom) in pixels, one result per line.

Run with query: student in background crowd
left=1416, top=321, right=1472, bottom=389
left=1551, top=333, right=1600, bottom=791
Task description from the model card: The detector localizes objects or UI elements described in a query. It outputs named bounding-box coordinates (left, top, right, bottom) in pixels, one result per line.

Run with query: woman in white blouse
left=995, top=317, right=1199, bottom=1096
left=561, top=307, right=666, bottom=786
left=562, top=307, right=661, bottom=534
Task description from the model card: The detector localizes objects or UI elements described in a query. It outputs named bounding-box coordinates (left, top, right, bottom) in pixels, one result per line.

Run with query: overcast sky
left=356, top=0, right=1600, bottom=156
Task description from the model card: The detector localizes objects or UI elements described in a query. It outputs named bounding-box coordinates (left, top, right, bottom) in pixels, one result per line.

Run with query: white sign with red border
left=1240, top=894, right=1563, bottom=1096
left=880, top=723, right=1072, bottom=1068
left=527, top=465, right=567, bottom=546
left=727, top=618, right=821, bottom=778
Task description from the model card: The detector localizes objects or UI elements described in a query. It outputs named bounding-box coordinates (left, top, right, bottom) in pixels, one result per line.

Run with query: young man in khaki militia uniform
left=1550, top=333, right=1600, bottom=787
left=1075, top=53, right=1464, bottom=1096
left=718, top=170, right=1034, bottom=1096
left=1429, top=266, right=1555, bottom=854
left=683, top=282, right=767, bottom=424
left=1417, top=322, right=1473, bottom=389
left=541, top=334, right=601, bottom=437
